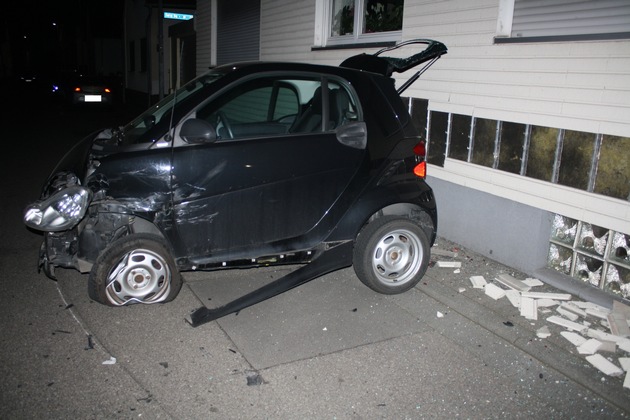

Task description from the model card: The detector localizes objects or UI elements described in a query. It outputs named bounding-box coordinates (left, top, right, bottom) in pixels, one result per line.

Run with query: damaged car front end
left=24, top=39, right=447, bottom=326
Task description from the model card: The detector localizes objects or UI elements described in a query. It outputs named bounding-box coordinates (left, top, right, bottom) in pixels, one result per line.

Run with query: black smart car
left=24, top=39, right=447, bottom=326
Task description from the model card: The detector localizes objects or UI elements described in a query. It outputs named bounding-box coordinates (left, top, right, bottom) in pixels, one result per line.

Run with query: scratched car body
left=24, top=39, right=447, bottom=326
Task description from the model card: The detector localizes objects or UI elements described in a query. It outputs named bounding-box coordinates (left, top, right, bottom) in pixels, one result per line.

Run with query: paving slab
left=5, top=237, right=629, bottom=419
left=187, top=266, right=431, bottom=369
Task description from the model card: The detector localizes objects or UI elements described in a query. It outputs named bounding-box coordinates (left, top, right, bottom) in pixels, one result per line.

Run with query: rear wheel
left=88, top=234, right=182, bottom=306
left=353, top=216, right=430, bottom=294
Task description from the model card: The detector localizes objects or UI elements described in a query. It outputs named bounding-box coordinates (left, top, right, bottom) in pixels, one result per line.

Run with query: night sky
left=2, top=1, right=124, bottom=77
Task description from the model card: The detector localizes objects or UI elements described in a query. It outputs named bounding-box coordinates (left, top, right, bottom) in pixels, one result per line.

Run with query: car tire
left=353, top=216, right=430, bottom=294
left=88, top=234, right=182, bottom=306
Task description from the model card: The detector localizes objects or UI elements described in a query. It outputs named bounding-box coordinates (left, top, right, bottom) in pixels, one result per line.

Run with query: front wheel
left=88, top=234, right=182, bottom=306
left=353, top=216, right=430, bottom=294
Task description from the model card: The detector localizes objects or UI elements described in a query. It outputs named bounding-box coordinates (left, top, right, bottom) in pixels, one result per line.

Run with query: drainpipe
left=146, top=6, right=152, bottom=107
left=158, top=0, right=164, bottom=100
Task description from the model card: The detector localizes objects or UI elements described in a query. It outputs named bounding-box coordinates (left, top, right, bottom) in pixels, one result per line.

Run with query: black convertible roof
left=340, top=39, right=447, bottom=94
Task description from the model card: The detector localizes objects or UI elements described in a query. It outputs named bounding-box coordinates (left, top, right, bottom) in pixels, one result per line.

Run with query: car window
left=290, top=79, right=359, bottom=134
left=195, top=75, right=360, bottom=140
left=120, top=71, right=225, bottom=145
left=221, top=85, right=297, bottom=124
left=196, top=78, right=300, bottom=140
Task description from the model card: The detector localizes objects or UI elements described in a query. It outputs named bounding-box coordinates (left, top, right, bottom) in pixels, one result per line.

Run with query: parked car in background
left=24, top=39, right=447, bottom=327
left=69, top=75, right=114, bottom=105
left=50, top=71, right=119, bottom=106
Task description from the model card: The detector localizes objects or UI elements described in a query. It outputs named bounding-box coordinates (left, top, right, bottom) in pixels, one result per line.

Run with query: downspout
left=122, top=1, right=127, bottom=105
left=158, top=0, right=164, bottom=100
left=146, top=6, right=152, bottom=107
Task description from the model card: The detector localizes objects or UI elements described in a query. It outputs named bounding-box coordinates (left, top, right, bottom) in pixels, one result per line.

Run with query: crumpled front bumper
left=38, top=241, right=56, bottom=280
left=37, top=230, right=83, bottom=280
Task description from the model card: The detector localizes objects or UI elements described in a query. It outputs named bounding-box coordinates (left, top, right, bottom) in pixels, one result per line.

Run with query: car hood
left=40, top=128, right=120, bottom=198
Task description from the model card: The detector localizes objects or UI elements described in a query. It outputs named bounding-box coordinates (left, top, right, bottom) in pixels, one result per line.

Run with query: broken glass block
left=577, top=222, right=607, bottom=256
left=610, top=231, right=630, bottom=264
left=574, top=254, right=602, bottom=287
left=604, top=264, right=630, bottom=299
left=550, top=214, right=577, bottom=245
left=548, top=243, right=572, bottom=275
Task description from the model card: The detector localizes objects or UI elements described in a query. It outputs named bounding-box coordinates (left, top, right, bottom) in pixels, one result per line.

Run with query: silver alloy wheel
left=105, top=248, right=172, bottom=305
left=370, top=228, right=423, bottom=286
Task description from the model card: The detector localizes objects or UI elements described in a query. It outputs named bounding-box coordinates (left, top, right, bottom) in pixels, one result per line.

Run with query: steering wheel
left=216, top=111, right=234, bottom=139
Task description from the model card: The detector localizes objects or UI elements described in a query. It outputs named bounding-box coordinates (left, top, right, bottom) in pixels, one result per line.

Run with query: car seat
left=291, top=87, right=327, bottom=133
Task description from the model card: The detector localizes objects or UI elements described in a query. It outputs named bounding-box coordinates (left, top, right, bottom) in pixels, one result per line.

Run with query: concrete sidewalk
left=5, top=237, right=630, bottom=419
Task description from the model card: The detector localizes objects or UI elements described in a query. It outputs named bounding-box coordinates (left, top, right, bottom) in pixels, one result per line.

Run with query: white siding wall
left=258, top=0, right=630, bottom=234
left=403, top=1, right=630, bottom=137
left=261, top=0, right=630, bottom=137
left=260, top=0, right=318, bottom=62
left=260, top=0, right=371, bottom=65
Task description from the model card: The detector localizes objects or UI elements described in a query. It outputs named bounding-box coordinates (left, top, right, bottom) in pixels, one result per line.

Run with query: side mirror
left=336, top=121, right=367, bottom=150
left=180, top=118, right=217, bottom=144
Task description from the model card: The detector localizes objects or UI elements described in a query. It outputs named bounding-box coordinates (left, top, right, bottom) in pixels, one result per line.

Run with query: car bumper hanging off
left=38, top=241, right=57, bottom=280
left=186, top=241, right=353, bottom=327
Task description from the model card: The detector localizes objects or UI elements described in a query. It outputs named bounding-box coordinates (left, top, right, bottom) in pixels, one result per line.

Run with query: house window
left=315, top=0, right=403, bottom=47
left=495, top=0, right=630, bottom=43
left=594, top=135, right=630, bottom=200
left=423, top=109, right=630, bottom=203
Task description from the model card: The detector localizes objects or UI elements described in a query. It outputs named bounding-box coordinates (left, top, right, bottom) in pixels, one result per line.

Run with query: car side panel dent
left=75, top=200, right=168, bottom=269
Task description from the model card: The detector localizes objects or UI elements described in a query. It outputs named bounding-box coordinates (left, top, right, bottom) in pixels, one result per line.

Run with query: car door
left=169, top=73, right=365, bottom=262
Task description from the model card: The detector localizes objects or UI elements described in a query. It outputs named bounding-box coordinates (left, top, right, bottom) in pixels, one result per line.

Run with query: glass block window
left=548, top=214, right=630, bottom=300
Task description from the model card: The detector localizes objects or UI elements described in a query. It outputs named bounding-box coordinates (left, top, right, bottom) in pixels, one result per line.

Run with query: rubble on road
left=432, top=242, right=630, bottom=391
left=470, top=272, right=630, bottom=390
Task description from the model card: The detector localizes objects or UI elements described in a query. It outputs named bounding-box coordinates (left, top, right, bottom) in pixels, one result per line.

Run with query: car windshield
left=119, top=71, right=225, bottom=145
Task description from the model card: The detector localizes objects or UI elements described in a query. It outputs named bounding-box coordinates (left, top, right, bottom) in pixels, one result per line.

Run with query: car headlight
left=24, top=186, right=92, bottom=232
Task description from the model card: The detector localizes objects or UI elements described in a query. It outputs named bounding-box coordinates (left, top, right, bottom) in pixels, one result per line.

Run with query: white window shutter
left=511, top=0, right=630, bottom=38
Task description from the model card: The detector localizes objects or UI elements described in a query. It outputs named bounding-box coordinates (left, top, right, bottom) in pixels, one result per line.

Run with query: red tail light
left=413, top=161, right=426, bottom=178
left=413, top=141, right=426, bottom=157
left=74, top=87, right=81, bottom=92
left=413, top=141, right=427, bottom=178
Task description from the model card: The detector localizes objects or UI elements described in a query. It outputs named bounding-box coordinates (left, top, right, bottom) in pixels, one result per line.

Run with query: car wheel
left=88, top=234, right=182, bottom=306
left=353, top=216, right=430, bottom=294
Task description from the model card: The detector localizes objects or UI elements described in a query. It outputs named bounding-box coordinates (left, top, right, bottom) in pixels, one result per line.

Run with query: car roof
left=211, top=39, right=447, bottom=94
left=212, top=60, right=377, bottom=79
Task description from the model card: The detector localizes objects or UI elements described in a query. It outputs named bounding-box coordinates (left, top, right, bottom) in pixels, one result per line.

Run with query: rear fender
left=326, top=184, right=437, bottom=246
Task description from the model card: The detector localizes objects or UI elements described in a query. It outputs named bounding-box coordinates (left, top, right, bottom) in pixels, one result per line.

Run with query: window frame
left=314, top=0, right=403, bottom=48
left=190, top=72, right=363, bottom=141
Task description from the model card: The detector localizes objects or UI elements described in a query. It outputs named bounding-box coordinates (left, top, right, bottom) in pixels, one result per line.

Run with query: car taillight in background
left=74, top=87, right=112, bottom=93
left=413, top=141, right=427, bottom=178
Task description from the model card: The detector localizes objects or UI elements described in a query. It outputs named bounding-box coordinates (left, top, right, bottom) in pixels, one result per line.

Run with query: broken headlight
left=24, top=186, right=92, bottom=232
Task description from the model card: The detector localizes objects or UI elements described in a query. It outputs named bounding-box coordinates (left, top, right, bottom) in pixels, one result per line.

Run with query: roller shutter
left=217, top=0, right=260, bottom=65
left=511, top=0, right=630, bottom=39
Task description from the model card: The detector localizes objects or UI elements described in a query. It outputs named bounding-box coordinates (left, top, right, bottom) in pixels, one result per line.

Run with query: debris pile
left=463, top=271, right=630, bottom=390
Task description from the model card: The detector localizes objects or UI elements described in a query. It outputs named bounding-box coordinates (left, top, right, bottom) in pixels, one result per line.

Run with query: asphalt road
left=1, top=90, right=629, bottom=419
